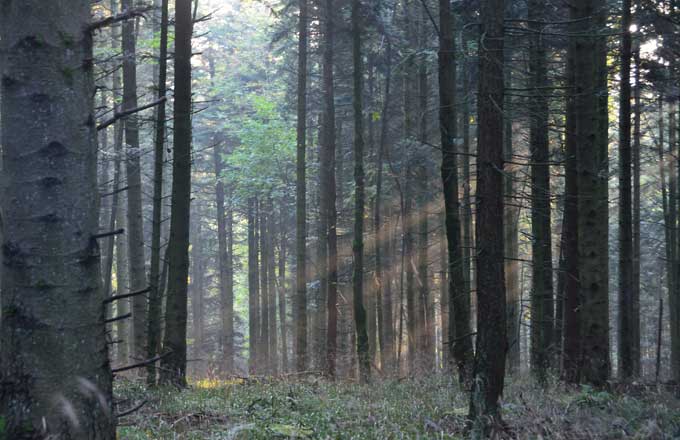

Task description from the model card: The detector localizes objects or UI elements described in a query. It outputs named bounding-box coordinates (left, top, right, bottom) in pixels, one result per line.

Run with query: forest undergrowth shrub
left=114, top=374, right=679, bottom=439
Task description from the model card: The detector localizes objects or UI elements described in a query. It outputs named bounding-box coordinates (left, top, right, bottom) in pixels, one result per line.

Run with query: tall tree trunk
left=260, top=206, right=271, bottom=372
left=322, top=0, right=340, bottom=379
left=562, top=31, right=581, bottom=384
left=147, top=0, right=169, bottom=385
left=248, top=198, right=260, bottom=374
left=121, top=0, right=148, bottom=367
left=268, top=199, right=279, bottom=375
left=160, top=0, right=193, bottom=387
left=278, top=203, right=289, bottom=372
left=672, top=107, right=680, bottom=383
left=618, top=0, right=635, bottom=380
left=0, top=1, right=115, bottom=435
left=405, top=176, right=417, bottom=373
left=468, top=0, right=506, bottom=434
left=215, top=142, right=234, bottom=373
left=352, top=0, right=370, bottom=384
left=438, top=0, right=473, bottom=384
left=116, top=170, right=131, bottom=364
left=574, top=0, right=610, bottom=386
left=190, top=215, right=205, bottom=376
left=295, top=0, right=309, bottom=373
left=631, top=10, right=642, bottom=378
left=528, top=0, right=554, bottom=381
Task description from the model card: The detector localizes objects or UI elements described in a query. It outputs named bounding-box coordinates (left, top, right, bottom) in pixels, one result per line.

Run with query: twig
left=104, top=287, right=151, bottom=305
left=112, top=352, right=169, bottom=374
left=105, top=313, right=132, bottom=324
left=92, top=228, right=125, bottom=240
left=116, top=400, right=148, bottom=418
left=89, top=6, right=154, bottom=32
left=97, top=97, right=166, bottom=131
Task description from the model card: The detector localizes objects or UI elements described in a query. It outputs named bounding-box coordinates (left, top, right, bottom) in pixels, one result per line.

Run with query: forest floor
left=115, top=374, right=680, bottom=439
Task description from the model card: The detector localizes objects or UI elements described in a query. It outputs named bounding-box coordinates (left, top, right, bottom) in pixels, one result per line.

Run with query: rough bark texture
left=574, top=0, right=610, bottom=386
left=439, top=0, right=473, bottom=384
left=160, top=0, right=192, bottom=387
left=528, top=0, right=554, bottom=381
left=147, top=0, right=169, bottom=385
left=248, top=199, right=259, bottom=374
left=352, top=0, right=370, bottom=384
left=121, top=0, right=148, bottom=365
left=0, top=1, right=115, bottom=436
left=295, top=0, right=309, bottom=373
left=618, top=0, right=636, bottom=380
left=468, top=0, right=507, bottom=434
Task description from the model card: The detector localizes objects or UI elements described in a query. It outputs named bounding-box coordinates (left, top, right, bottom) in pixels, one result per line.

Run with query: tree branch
left=89, top=6, right=154, bottom=32
left=97, top=97, right=167, bottom=131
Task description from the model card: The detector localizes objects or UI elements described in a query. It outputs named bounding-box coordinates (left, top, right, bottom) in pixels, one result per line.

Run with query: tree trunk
left=295, top=0, right=309, bottom=373
left=528, top=0, right=554, bottom=381
left=617, top=0, right=635, bottom=380
left=260, top=206, right=271, bottom=372
left=268, top=199, right=279, bottom=375
left=248, top=198, right=260, bottom=374
left=352, top=0, right=370, bottom=384
left=468, top=0, right=507, bottom=434
left=160, top=0, right=193, bottom=387
left=147, top=0, right=169, bottom=385
left=438, top=0, right=473, bottom=384
left=631, top=11, right=642, bottom=378
left=574, top=0, right=610, bottom=386
left=0, top=1, right=115, bottom=435
left=121, top=0, right=148, bottom=368
left=278, top=203, right=289, bottom=372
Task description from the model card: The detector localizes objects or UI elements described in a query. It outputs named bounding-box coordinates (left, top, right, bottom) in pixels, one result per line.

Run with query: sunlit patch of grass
left=192, top=377, right=246, bottom=389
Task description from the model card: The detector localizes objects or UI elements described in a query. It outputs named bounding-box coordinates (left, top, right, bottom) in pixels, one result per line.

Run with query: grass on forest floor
left=115, top=374, right=680, bottom=439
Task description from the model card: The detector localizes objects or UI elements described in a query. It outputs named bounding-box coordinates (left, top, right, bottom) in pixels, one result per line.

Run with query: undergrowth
left=115, top=374, right=680, bottom=439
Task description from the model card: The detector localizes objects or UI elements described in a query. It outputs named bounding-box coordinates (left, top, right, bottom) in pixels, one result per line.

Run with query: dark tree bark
left=438, top=0, right=473, bottom=384
left=121, top=0, right=148, bottom=365
left=618, top=0, right=636, bottom=380
left=352, top=0, right=370, bottom=384
left=631, top=8, right=642, bottom=378
left=260, top=206, right=270, bottom=372
left=528, top=0, right=554, bottom=381
left=574, top=0, right=610, bottom=386
left=278, top=203, right=289, bottom=372
left=321, top=0, right=340, bottom=379
left=0, top=1, right=115, bottom=436
left=147, top=0, right=169, bottom=385
left=468, top=0, right=507, bottom=433
left=268, top=199, right=279, bottom=375
left=295, top=0, right=309, bottom=373
left=160, top=0, right=193, bottom=387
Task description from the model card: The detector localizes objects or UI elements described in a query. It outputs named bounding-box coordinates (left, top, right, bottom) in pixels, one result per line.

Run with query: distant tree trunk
left=248, top=198, right=260, bottom=374
left=116, top=176, right=131, bottom=364
left=438, top=0, right=473, bottom=384
left=278, top=203, right=289, bottom=372
left=352, top=0, right=370, bottom=384
left=295, top=0, right=309, bottom=373
left=190, top=215, right=205, bottom=374
left=377, top=42, right=395, bottom=375
left=503, top=46, right=521, bottom=375
left=618, top=0, right=635, bottom=380
left=121, top=0, right=148, bottom=366
left=405, top=177, right=417, bottom=373
left=160, top=0, right=193, bottom=387
left=215, top=143, right=234, bottom=373
left=468, top=0, right=506, bottom=434
left=631, top=11, right=642, bottom=378
left=0, top=1, right=115, bottom=435
left=322, top=0, right=340, bottom=379
left=147, top=0, right=169, bottom=385
left=268, top=199, right=279, bottom=375
left=574, top=0, right=610, bottom=386
left=528, top=0, right=554, bottom=381
left=672, top=107, right=680, bottom=383
left=260, top=206, right=271, bottom=372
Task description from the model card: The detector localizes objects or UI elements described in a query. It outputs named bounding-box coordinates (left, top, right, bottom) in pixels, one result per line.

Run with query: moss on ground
left=115, top=375, right=680, bottom=439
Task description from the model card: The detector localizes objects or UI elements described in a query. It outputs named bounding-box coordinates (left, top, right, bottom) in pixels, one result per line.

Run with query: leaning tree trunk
left=468, top=0, right=507, bottom=435
left=0, top=1, right=115, bottom=436
left=121, top=0, right=148, bottom=366
left=160, top=0, right=193, bottom=387
left=438, top=0, right=473, bottom=384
